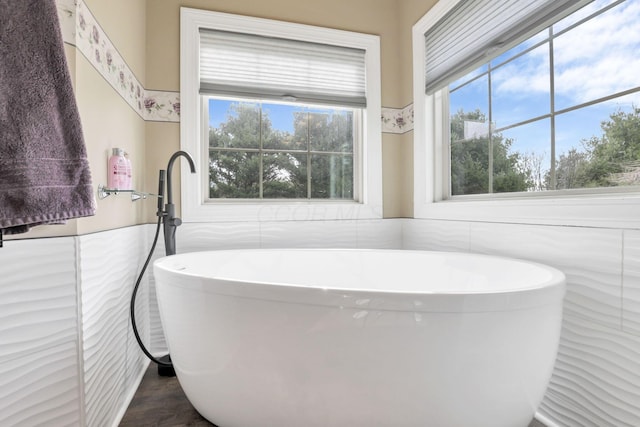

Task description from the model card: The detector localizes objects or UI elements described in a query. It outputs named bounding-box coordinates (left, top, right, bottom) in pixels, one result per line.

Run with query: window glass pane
left=309, top=109, right=354, bottom=152
left=450, top=75, right=489, bottom=138
left=490, top=29, right=548, bottom=68
left=208, top=100, right=260, bottom=149
left=492, top=44, right=550, bottom=129
left=494, top=118, right=551, bottom=193
left=555, top=93, right=640, bottom=189
left=263, top=153, right=308, bottom=198
left=449, top=64, right=487, bottom=91
left=310, top=154, right=353, bottom=199
left=207, top=97, right=357, bottom=200
left=553, top=0, right=619, bottom=34
left=209, top=151, right=260, bottom=198
left=451, top=138, right=489, bottom=196
left=450, top=109, right=491, bottom=195
left=554, top=0, right=640, bottom=111
left=262, top=103, right=307, bottom=150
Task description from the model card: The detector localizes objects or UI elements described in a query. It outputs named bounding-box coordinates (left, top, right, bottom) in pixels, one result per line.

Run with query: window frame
left=180, top=8, right=382, bottom=222
left=412, top=0, right=640, bottom=229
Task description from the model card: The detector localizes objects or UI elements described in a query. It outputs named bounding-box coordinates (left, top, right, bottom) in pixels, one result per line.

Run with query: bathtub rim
left=153, top=248, right=566, bottom=314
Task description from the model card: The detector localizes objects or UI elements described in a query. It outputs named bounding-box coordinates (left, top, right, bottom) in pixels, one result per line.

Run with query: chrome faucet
left=159, top=150, right=196, bottom=256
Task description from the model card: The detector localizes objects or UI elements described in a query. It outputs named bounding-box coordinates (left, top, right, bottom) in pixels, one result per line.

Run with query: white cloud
left=492, top=0, right=640, bottom=106
left=492, top=46, right=550, bottom=96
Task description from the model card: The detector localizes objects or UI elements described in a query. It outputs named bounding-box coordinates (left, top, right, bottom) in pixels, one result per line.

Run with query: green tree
left=580, top=106, right=640, bottom=187
left=209, top=103, right=261, bottom=198
left=553, top=148, right=589, bottom=190
left=450, top=109, right=530, bottom=195
left=552, top=106, right=640, bottom=189
left=295, top=111, right=354, bottom=199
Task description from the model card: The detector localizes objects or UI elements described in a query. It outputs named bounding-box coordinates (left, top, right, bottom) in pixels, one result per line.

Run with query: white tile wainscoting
left=0, top=237, right=82, bottom=426
left=2, top=218, right=640, bottom=426
left=404, top=219, right=640, bottom=427
left=79, top=227, right=150, bottom=427
left=0, top=227, right=152, bottom=427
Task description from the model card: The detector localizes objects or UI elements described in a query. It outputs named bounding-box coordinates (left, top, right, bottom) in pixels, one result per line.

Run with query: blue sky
left=209, top=99, right=343, bottom=133
left=449, top=0, right=640, bottom=168
left=209, top=99, right=300, bottom=132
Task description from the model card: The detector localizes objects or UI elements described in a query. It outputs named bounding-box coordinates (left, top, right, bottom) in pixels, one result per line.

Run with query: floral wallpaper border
left=381, top=104, right=414, bottom=134
left=143, top=90, right=181, bottom=122
left=56, top=0, right=414, bottom=131
left=75, top=1, right=180, bottom=122
left=56, top=0, right=180, bottom=123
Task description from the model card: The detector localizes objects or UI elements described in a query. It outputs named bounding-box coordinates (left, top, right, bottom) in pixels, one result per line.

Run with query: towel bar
left=98, top=184, right=161, bottom=202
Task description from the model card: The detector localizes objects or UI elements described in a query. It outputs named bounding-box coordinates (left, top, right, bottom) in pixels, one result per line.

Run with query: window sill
left=183, top=199, right=383, bottom=223
left=415, top=192, right=640, bottom=229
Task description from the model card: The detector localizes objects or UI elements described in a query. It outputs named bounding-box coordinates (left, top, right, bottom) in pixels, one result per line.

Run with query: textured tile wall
left=0, top=237, right=83, bottom=426
left=3, top=219, right=639, bottom=427
left=0, top=227, right=152, bottom=427
left=623, top=230, right=640, bottom=336
left=405, top=219, right=640, bottom=427
left=79, top=227, right=149, bottom=427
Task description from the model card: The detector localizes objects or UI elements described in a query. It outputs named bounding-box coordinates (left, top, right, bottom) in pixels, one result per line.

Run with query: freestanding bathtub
left=153, top=249, right=565, bottom=427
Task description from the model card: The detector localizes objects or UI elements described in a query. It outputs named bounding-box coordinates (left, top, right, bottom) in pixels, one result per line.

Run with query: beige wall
left=76, top=0, right=147, bottom=234
left=393, top=0, right=438, bottom=217
left=75, top=54, right=147, bottom=234
left=398, top=0, right=438, bottom=103
left=84, top=0, right=147, bottom=81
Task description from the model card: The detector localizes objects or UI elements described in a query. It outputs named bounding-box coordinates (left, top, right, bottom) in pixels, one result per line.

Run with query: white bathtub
left=153, top=249, right=565, bottom=427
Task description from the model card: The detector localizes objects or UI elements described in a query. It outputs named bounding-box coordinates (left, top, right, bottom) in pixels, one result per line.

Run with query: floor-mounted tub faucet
left=139, top=150, right=197, bottom=377
left=160, top=150, right=196, bottom=256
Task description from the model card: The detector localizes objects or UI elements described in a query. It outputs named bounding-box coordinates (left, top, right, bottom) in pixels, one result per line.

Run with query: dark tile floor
left=119, top=364, right=215, bottom=426
left=120, top=364, right=545, bottom=427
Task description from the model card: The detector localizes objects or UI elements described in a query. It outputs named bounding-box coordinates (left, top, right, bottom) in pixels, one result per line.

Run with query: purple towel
left=0, top=0, right=96, bottom=235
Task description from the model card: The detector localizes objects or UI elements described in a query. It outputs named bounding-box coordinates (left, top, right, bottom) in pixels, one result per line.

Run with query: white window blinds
left=200, top=29, right=367, bottom=107
left=424, top=0, right=592, bottom=94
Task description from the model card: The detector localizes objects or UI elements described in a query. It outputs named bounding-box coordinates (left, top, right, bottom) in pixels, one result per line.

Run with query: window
left=413, top=0, right=640, bottom=228
left=181, top=9, right=381, bottom=222
left=449, top=0, right=640, bottom=196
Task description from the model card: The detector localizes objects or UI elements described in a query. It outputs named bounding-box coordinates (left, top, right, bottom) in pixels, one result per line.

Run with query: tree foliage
left=208, top=102, right=353, bottom=199
left=210, top=103, right=640, bottom=199
left=450, top=109, right=530, bottom=195
left=553, top=106, right=640, bottom=189
left=452, top=106, right=640, bottom=194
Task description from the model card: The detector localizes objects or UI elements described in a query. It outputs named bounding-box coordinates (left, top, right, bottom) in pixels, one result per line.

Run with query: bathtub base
left=167, top=293, right=561, bottom=427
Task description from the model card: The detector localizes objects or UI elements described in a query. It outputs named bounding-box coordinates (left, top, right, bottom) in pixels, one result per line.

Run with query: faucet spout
left=162, top=150, right=196, bottom=256
left=166, top=150, right=196, bottom=205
